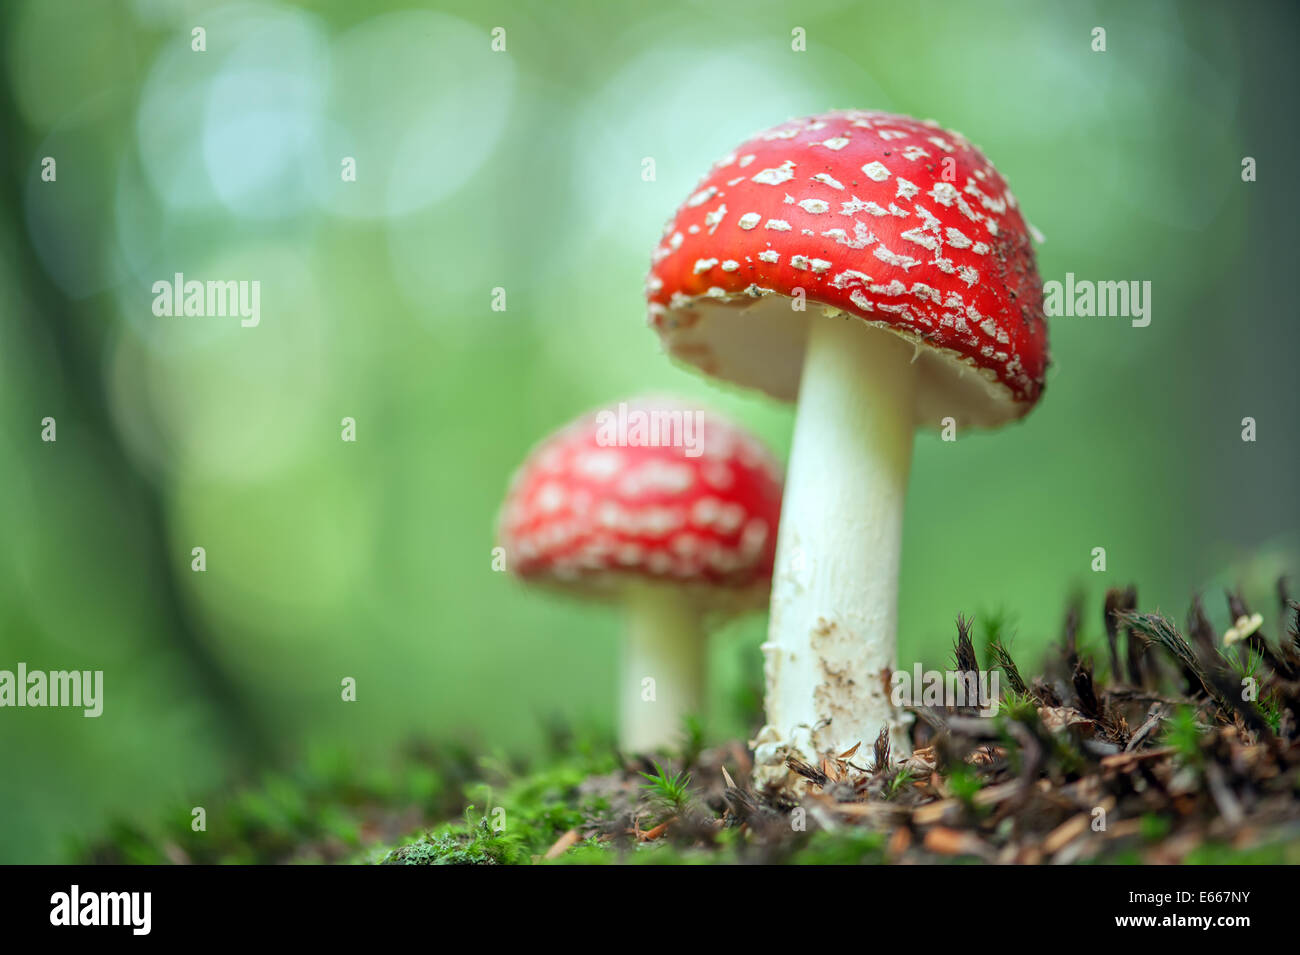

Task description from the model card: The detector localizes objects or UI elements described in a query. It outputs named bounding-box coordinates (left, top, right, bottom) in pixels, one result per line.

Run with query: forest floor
left=78, top=583, right=1300, bottom=865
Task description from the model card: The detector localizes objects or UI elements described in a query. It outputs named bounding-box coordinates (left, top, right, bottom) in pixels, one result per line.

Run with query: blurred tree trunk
left=0, top=37, right=273, bottom=769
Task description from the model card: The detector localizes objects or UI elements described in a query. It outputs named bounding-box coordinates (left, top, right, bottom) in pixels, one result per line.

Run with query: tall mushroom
left=497, top=396, right=783, bottom=753
left=645, top=111, right=1049, bottom=787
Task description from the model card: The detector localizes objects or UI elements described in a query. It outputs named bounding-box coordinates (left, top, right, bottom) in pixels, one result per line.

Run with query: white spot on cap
left=811, top=172, right=845, bottom=190
left=575, top=450, right=623, bottom=481
left=914, top=204, right=941, bottom=232
left=616, top=543, right=644, bottom=566
left=620, top=460, right=695, bottom=496
left=900, top=228, right=940, bottom=252
left=752, top=160, right=796, bottom=186
left=758, top=250, right=780, bottom=263
left=964, top=179, right=1007, bottom=214
left=762, top=126, right=800, bottom=141
left=671, top=533, right=702, bottom=558
left=693, top=258, right=718, bottom=274
left=536, top=483, right=566, bottom=513
left=738, top=212, right=761, bottom=230
left=737, top=154, right=756, bottom=167
left=740, top=518, right=769, bottom=554
left=702, top=462, right=733, bottom=490
left=704, top=203, right=728, bottom=234
left=955, top=195, right=982, bottom=223
left=638, top=507, right=685, bottom=537
left=764, top=219, right=792, bottom=231
left=647, top=550, right=673, bottom=574
left=715, top=502, right=745, bottom=534
left=821, top=221, right=876, bottom=249
left=814, top=136, right=850, bottom=150
left=831, top=269, right=872, bottom=290
left=877, top=301, right=915, bottom=321
left=895, top=178, right=919, bottom=200
left=861, top=161, right=891, bottom=182
left=691, top=496, right=721, bottom=528
left=798, top=198, right=830, bottom=214
left=873, top=244, right=919, bottom=269
left=841, top=196, right=888, bottom=217
left=929, top=182, right=960, bottom=206
left=686, top=186, right=717, bottom=207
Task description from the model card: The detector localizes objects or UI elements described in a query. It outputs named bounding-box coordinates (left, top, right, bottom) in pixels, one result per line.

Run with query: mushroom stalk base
left=754, top=317, right=917, bottom=790
left=620, top=582, right=705, bottom=754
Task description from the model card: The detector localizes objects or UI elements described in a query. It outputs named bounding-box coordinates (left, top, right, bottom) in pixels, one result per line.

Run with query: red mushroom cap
left=646, top=110, right=1048, bottom=428
left=498, top=396, right=783, bottom=606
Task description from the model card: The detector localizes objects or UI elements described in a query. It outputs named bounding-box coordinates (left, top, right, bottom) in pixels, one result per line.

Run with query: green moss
left=786, top=830, right=887, bottom=865
left=1162, top=706, right=1204, bottom=766
left=72, top=741, right=477, bottom=865
left=639, top=762, right=692, bottom=818
left=884, top=768, right=916, bottom=800
left=1000, top=690, right=1039, bottom=724
left=1182, top=838, right=1300, bottom=864
left=946, top=764, right=983, bottom=808
left=371, top=743, right=618, bottom=865
left=1139, top=813, right=1173, bottom=843
left=380, top=811, right=529, bottom=866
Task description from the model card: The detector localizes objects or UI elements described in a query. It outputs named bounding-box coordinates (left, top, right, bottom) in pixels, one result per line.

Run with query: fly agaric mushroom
left=645, top=110, right=1048, bottom=787
left=497, top=396, right=783, bottom=753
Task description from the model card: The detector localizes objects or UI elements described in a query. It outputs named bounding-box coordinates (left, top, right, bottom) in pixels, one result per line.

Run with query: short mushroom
left=645, top=111, right=1049, bottom=786
left=497, top=396, right=783, bottom=753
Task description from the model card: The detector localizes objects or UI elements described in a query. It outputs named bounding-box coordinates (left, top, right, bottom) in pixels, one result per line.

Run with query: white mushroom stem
left=619, top=581, right=706, bottom=753
left=754, top=316, right=917, bottom=788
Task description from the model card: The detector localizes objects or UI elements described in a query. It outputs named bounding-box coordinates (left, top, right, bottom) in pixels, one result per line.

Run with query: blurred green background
left=1, top=0, right=1296, bottom=862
